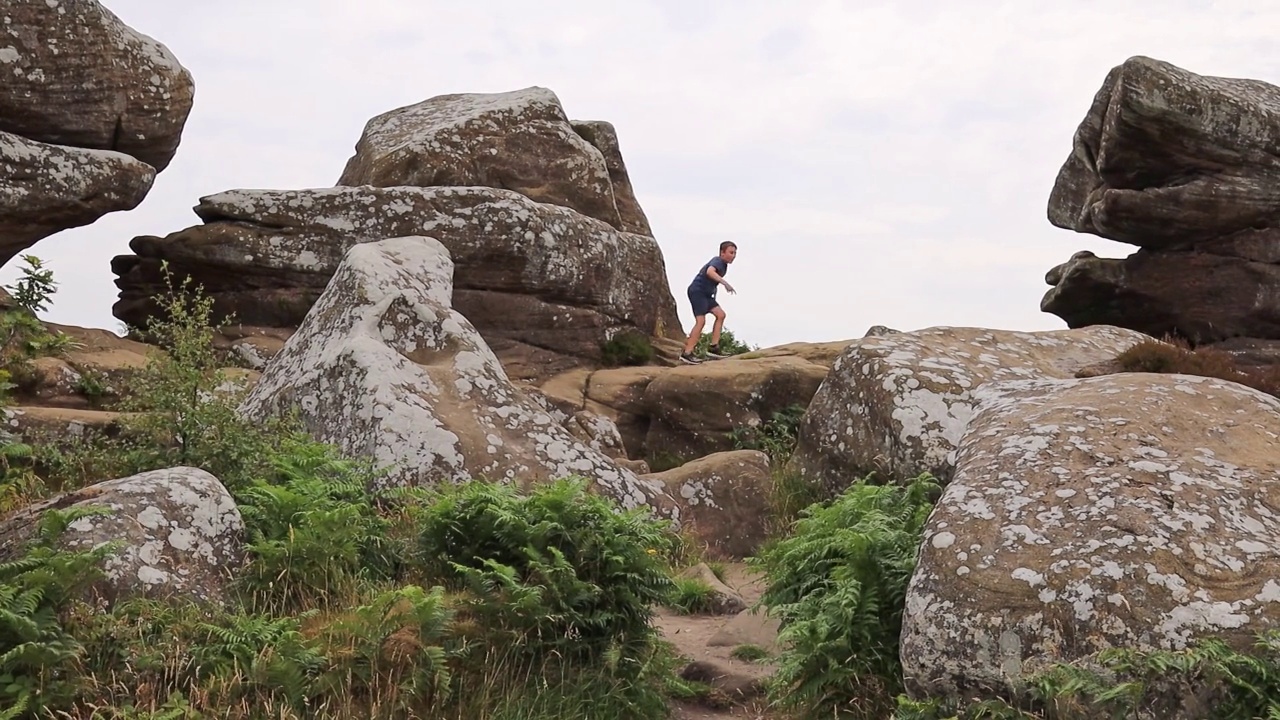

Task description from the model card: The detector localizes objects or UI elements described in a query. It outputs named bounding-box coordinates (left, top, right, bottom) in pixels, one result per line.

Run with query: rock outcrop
left=901, top=373, right=1280, bottom=704
left=1044, top=56, right=1280, bottom=348
left=787, top=326, right=1149, bottom=491
left=0, top=0, right=194, bottom=264
left=337, top=87, right=631, bottom=233
left=112, top=186, right=682, bottom=379
left=0, top=467, right=243, bottom=605
left=238, top=235, right=674, bottom=514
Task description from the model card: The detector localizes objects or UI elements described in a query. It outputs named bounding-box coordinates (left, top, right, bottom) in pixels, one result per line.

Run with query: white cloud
left=6, top=0, right=1280, bottom=350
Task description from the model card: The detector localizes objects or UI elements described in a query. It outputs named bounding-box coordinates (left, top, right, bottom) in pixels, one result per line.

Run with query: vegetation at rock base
left=0, top=256, right=79, bottom=402
left=1113, top=336, right=1280, bottom=399
left=729, top=402, right=824, bottom=535
left=665, top=576, right=718, bottom=616
left=601, top=330, right=655, bottom=367
left=750, top=473, right=940, bottom=719
left=695, top=327, right=754, bottom=357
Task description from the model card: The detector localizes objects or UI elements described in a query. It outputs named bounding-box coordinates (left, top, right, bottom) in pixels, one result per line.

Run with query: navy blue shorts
left=688, top=289, right=719, bottom=317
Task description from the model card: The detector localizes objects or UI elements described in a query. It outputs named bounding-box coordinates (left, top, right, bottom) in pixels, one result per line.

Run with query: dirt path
left=656, top=564, right=780, bottom=719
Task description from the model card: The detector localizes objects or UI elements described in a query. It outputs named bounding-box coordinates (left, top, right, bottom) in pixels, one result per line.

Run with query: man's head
left=719, top=241, right=738, bottom=263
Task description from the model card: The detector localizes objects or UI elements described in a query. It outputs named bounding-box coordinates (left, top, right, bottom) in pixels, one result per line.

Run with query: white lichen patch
left=900, top=371, right=1280, bottom=699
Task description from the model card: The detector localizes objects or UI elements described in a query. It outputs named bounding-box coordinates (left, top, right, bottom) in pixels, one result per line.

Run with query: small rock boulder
left=337, top=87, right=625, bottom=231
left=788, top=325, right=1149, bottom=491
left=901, top=373, right=1280, bottom=703
left=678, top=563, right=749, bottom=616
left=0, top=467, right=243, bottom=605
left=646, top=450, right=772, bottom=559
left=238, top=236, right=673, bottom=514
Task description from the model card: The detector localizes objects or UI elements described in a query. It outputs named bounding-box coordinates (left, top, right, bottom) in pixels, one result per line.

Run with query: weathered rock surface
left=337, top=87, right=627, bottom=231
left=570, top=120, right=652, bottom=235
left=788, top=326, right=1149, bottom=491
left=901, top=373, right=1280, bottom=704
left=644, top=356, right=827, bottom=463
left=112, top=186, right=683, bottom=378
left=645, top=450, right=772, bottom=559
left=0, top=0, right=195, bottom=170
left=0, top=467, right=243, bottom=604
left=238, top=236, right=673, bottom=514
left=1045, top=56, right=1280, bottom=346
left=1, top=131, right=154, bottom=261
left=1043, top=249, right=1280, bottom=344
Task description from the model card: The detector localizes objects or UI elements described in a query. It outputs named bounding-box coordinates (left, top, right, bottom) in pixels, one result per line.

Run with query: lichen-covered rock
left=570, top=120, right=652, bottom=235
left=111, top=186, right=683, bottom=379
left=901, top=373, right=1280, bottom=703
left=1, top=131, right=154, bottom=262
left=645, top=450, right=772, bottom=559
left=337, top=87, right=624, bottom=230
left=237, top=236, right=674, bottom=514
left=645, top=356, right=828, bottom=463
left=1044, top=56, right=1280, bottom=346
left=788, top=326, right=1150, bottom=490
left=0, top=467, right=243, bottom=605
left=0, top=0, right=195, bottom=170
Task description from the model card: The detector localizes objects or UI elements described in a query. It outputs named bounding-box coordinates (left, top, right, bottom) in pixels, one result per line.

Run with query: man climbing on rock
left=681, top=241, right=737, bottom=365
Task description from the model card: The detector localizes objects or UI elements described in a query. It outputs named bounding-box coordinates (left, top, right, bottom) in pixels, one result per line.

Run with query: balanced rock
left=902, top=373, right=1280, bottom=705
left=238, top=236, right=674, bottom=514
left=338, top=87, right=642, bottom=233
left=1044, top=56, right=1280, bottom=346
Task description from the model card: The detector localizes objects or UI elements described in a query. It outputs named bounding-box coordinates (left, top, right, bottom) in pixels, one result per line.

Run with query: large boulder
left=337, top=87, right=630, bottom=232
left=1, top=130, right=154, bottom=263
left=1044, top=56, right=1280, bottom=346
left=0, top=467, right=243, bottom=605
left=787, top=326, right=1149, bottom=491
left=237, top=235, right=674, bottom=514
left=0, top=0, right=194, bottom=170
left=901, top=373, right=1280, bottom=705
left=112, top=186, right=683, bottom=380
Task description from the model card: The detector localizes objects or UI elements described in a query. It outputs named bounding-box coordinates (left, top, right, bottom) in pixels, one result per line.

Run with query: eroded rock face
left=901, top=373, right=1280, bottom=702
left=0, top=0, right=195, bottom=170
left=787, top=326, right=1149, bottom=490
left=337, top=87, right=625, bottom=230
left=1044, top=56, right=1280, bottom=346
left=1, top=131, right=154, bottom=262
left=237, top=236, right=673, bottom=514
left=0, top=467, right=243, bottom=605
left=644, top=356, right=828, bottom=464
left=645, top=450, right=772, bottom=559
left=570, top=120, right=652, bottom=235
left=112, top=186, right=682, bottom=378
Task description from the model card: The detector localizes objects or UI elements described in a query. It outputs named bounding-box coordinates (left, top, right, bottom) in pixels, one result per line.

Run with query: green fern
left=751, top=473, right=940, bottom=719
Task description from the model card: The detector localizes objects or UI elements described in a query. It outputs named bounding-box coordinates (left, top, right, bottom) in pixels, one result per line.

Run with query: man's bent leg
left=683, top=315, right=707, bottom=354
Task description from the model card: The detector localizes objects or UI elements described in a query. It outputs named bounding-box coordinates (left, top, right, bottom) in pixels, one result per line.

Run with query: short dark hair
left=719, top=241, right=737, bottom=253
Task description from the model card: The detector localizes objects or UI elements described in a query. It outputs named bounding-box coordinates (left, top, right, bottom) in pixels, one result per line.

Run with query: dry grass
left=1112, top=337, right=1280, bottom=400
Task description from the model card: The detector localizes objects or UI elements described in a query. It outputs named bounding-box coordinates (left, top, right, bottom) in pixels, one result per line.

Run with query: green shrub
left=666, top=577, right=717, bottom=615
left=730, top=644, right=771, bottom=662
left=730, top=403, right=805, bottom=464
left=750, top=473, right=940, bottom=719
left=695, top=327, right=754, bottom=356
left=600, top=331, right=655, bottom=367
left=0, top=255, right=79, bottom=395
left=234, top=433, right=397, bottom=612
left=417, top=477, right=676, bottom=661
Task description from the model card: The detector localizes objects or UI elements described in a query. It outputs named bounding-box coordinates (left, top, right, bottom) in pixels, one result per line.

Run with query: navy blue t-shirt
left=689, top=256, right=728, bottom=296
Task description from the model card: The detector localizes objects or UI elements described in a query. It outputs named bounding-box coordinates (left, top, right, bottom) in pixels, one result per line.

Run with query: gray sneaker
left=680, top=352, right=702, bottom=365
left=705, top=345, right=729, bottom=359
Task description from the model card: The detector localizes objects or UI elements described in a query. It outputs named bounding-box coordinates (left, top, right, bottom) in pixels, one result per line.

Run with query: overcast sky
left=7, top=1, right=1280, bottom=349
